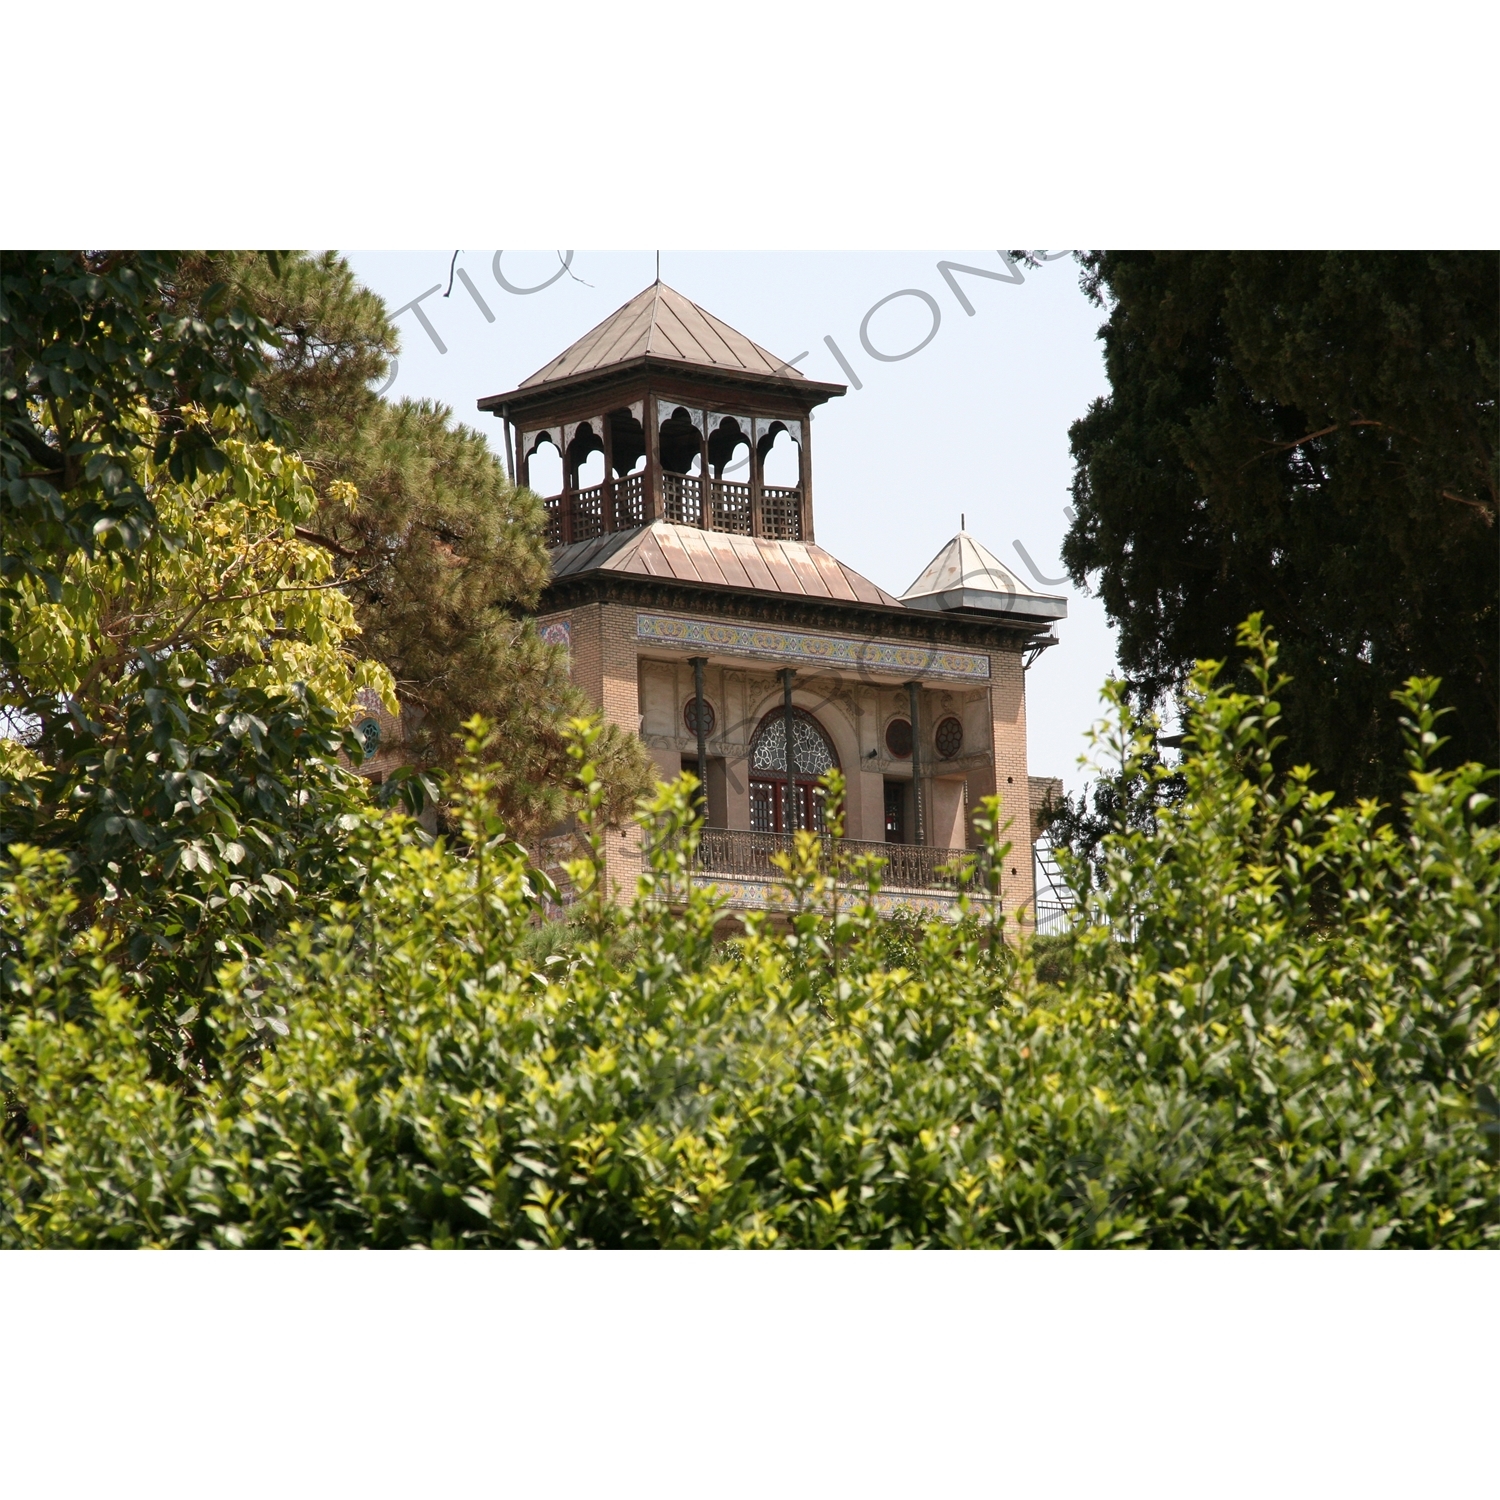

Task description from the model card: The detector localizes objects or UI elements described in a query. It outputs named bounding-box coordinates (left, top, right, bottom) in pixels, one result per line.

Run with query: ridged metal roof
left=519, top=283, right=806, bottom=388
left=549, top=522, right=902, bottom=607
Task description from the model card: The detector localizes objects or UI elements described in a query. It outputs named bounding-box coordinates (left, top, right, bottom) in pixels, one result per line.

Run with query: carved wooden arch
left=753, top=417, right=803, bottom=460
left=706, top=413, right=752, bottom=477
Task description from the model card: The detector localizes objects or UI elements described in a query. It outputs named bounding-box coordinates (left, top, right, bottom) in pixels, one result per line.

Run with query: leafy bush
left=2, top=623, right=1495, bottom=1247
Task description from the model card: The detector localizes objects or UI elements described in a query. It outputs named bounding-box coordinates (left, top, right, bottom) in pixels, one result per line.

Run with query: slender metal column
left=781, top=668, right=796, bottom=831
left=689, top=656, right=709, bottom=823
left=906, top=680, right=925, bottom=846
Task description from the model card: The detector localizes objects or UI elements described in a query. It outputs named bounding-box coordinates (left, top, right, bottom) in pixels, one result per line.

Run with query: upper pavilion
left=480, top=280, right=839, bottom=548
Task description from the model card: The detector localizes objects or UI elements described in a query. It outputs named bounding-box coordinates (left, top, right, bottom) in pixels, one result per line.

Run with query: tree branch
left=1240, top=418, right=1408, bottom=470
left=1442, top=490, right=1496, bottom=524
left=294, top=525, right=361, bottom=558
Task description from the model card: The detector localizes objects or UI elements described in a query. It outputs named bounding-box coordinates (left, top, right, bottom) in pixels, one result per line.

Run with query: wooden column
left=698, top=423, right=711, bottom=530
left=561, top=431, right=575, bottom=545
left=601, top=415, right=616, bottom=532
left=644, top=396, right=661, bottom=524
left=750, top=428, right=764, bottom=538
left=798, top=409, right=815, bottom=544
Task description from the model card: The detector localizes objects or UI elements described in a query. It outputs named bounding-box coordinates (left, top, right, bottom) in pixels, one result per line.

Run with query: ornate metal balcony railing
left=687, top=827, right=987, bottom=892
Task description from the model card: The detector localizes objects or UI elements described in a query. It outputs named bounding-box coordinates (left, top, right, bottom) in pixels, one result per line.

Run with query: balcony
left=544, top=472, right=802, bottom=546
left=687, top=828, right=986, bottom=892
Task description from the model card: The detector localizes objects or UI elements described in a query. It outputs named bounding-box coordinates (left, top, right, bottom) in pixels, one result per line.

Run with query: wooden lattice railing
left=709, top=479, right=752, bottom=533
left=544, top=474, right=803, bottom=544
left=661, top=472, right=700, bottom=525
left=761, top=484, right=802, bottom=540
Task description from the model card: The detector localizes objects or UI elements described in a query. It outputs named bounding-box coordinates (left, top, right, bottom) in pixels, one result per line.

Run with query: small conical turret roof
left=901, top=530, right=1067, bottom=623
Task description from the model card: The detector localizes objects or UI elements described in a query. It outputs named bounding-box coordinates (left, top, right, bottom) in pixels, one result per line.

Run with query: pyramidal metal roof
left=518, top=282, right=807, bottom=389
left=550, top=521, right=903, bottom=607
left=901, top=531, right=1067, bottom=622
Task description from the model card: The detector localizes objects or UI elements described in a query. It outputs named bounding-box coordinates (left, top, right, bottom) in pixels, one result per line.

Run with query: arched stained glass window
left=748, top=708, right=839, bottom=834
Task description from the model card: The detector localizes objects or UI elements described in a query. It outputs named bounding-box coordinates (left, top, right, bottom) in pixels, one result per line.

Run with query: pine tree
left=183, top=252, right=652, bottom=839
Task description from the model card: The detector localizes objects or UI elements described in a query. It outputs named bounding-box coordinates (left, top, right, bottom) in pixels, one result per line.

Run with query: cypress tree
left=1064, top=251, right=1497, bottom=805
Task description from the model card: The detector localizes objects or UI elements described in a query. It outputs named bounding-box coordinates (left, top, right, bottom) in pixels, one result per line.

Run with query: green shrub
left=3, top=621, right=1495, bottom=1247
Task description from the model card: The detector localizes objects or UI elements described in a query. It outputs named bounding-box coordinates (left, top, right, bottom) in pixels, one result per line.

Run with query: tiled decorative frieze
left=635, top=612, right=990, bottom=682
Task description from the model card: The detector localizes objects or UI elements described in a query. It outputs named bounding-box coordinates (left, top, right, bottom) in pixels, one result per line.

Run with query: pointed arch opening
left=757, top=419, right=803, bottom=540
left=658, top=406, right=703, bottom=478
left=608, top=408, right=647, bottom=477
left=608, top=407, right=647, bottom=527
left=569, top=421, right=606, bottom=490
left=658, top=404, right=704, bottom=525
left=524, top=431, right=563, bottom=498
left=707, top=417, right=752, bottom=532
left=758, top=421, right=800, bottom=487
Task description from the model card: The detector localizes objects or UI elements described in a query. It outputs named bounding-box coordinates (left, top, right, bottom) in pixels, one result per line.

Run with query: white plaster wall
left=639, top=659, right=676, bottom=739
left=930, top=775, right=968, bottom=850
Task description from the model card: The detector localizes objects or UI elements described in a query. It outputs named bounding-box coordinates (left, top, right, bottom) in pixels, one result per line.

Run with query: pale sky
left=345, top=251, right=1120, bottom=793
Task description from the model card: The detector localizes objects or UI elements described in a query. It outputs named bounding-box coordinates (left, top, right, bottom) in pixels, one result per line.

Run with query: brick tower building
left=478, top=281, right=1064, bottom=921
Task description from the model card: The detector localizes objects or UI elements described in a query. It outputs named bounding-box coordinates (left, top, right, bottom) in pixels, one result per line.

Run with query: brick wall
left=968, top=645, right=1035, bottom=927
left=545, top=602, right=647, bottom=898
left=348, top=687, right=407, bottom=784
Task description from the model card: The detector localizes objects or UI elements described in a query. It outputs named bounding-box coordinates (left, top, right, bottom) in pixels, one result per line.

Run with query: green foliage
left=2, top=670, right=373, bottom=1074
left=1, top=255, right=392, bottom=1060
left=5, top=624, right=1494, bottom=1248
left=184, top=252, right=653, bottom=837
left=1064, top=251, right=1498, bottom=806
left=0, top=409, right=384, bottom=1061
left=1, top=250, right=276, bottom=579
left=0, top=247, right=637, bottom=1083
